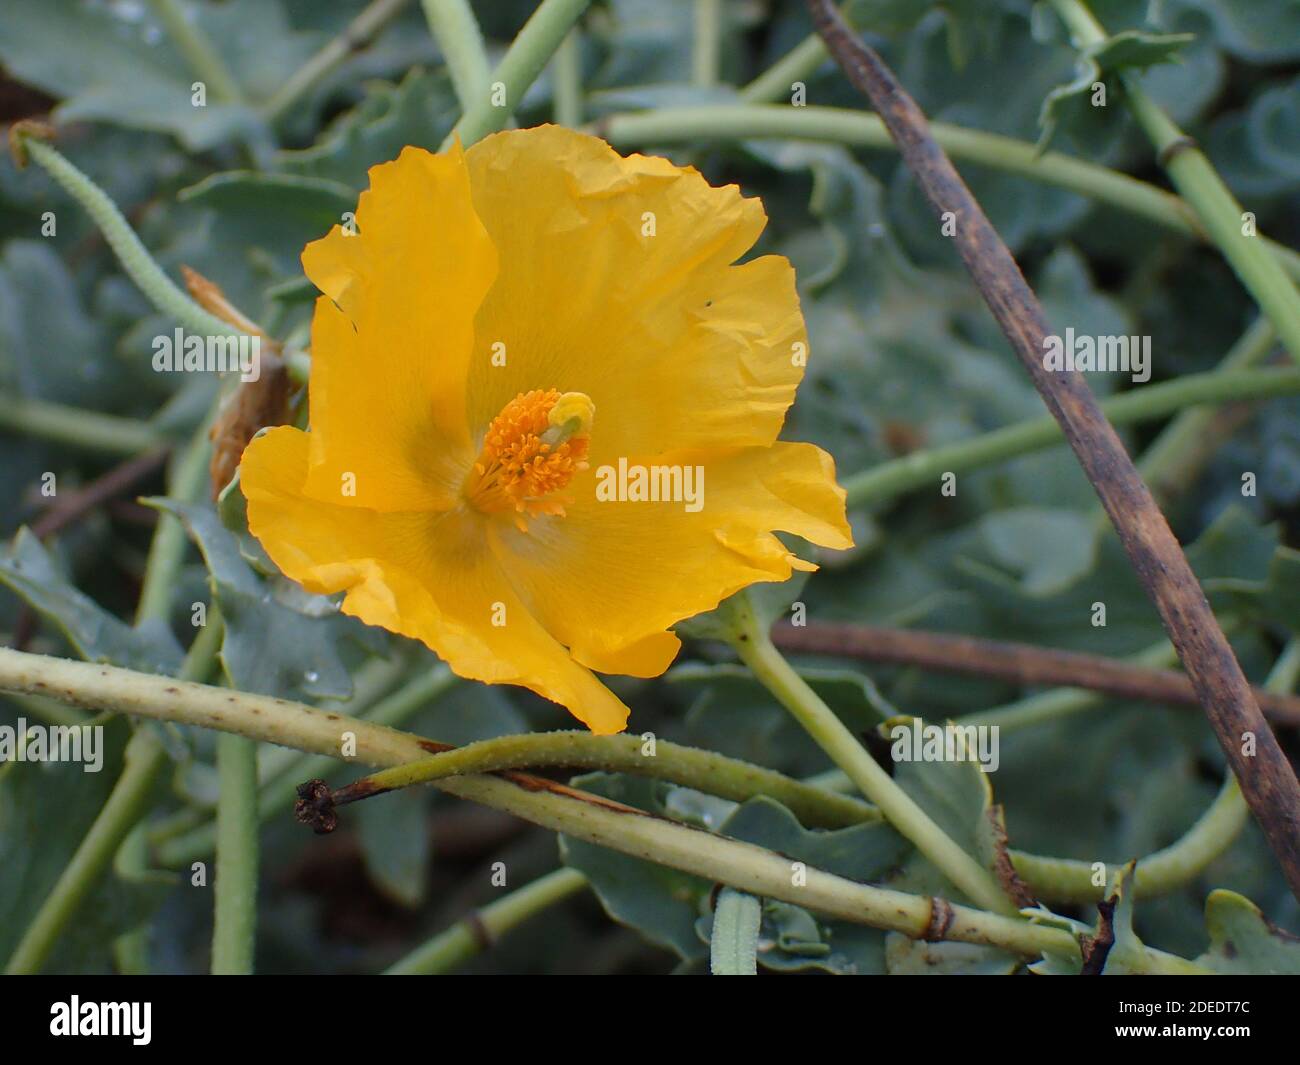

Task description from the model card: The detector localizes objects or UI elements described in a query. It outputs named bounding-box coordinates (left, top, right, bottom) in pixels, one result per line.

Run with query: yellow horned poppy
left=240, top=126, right=852, bottom=734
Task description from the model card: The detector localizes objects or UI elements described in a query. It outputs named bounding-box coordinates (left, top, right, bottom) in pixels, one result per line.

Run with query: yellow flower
left=240, top=126, right=852, bottom=734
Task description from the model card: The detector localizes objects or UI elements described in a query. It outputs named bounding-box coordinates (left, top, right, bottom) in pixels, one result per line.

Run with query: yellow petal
left=489, top=441, right=852, bottom=671
left=569, top=630, right=682, bottom=678
left=300, top=143, right=498, bottom=511
left=242, top=425, right=630, bottom=733
left=462, top=126, right=807, bottom=465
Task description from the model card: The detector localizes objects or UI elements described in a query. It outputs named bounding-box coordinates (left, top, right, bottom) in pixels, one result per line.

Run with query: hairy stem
left=0, top=645, right=1209, bottom=971
left=210, top=597, right=257, bottom=975
left=154, top=664, right=458, bottom=867
left=320, top=730, right=877, bottom=830
left=16, top=136, right=248, bottom=342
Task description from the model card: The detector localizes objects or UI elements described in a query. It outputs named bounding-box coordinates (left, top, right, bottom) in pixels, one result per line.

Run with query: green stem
left=3, top=423, right=217, bottom=971
left=710, top=888, right=761, bottom=975
left=209, top=597, right=257, bottom=975
left=602, top=106, right=1300, bottom=282
left=1136, top=318, right=1276, bottom=504
left=265, top=0, right=412, bottom=121
left=552, top=28, right=583, bottom=127
left=421, top=0, right=492, bottom=115
left=1048, top=0, right=1300, bottom=361
left=2, top=611, right=223, bottom=974
left=693, top=0, right=723, bottom=87
left=842, top=364, right=1300, bottom=508
left=324, top=730, right=876, bottom=829
left=136, top=422, right=212, bottom=625
left=18, top=138, right=245, bottom=340
left=444, top=0, right=590, bottom=148
left=212, top=727, right=258, bottom=973
left=251, top=654, right=415, bottom=782
left=111, top=826, right=153, bottom=974
left=964, top=639, right=1180, bottom=732
left=1009, top=640, right=1300, bottom=903
left=146, top=0, right=244, bottom=104
left=723, top=596, right=1017, bottom=915
left=738, top=2, right=861, bottom=104
left=3, top=729, right=165, bottom=973
left=0, top=393, right=163, bottom=454
left=385, top=868, right=588, bottom=974
left=0, top=645, right=1210, bottom=970
left=154, top=664, right=459, bottom=867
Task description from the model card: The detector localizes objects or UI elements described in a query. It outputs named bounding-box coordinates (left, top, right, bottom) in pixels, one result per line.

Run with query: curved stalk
left=1009, top=640, right=1300, bottom=903
left=16, top=136, right=245, bottom=341
left=0, top=645, right=1209, bottom=971
left=721, top=596, right=1018, bottom=915
left=322, top=729, right=877, bottom=830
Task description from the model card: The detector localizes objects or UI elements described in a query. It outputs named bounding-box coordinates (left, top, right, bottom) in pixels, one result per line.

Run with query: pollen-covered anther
left=465, top=388, right=594, bottom=527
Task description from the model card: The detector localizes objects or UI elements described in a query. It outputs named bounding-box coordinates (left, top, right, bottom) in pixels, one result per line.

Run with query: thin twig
left=772, top=621, right=1300, bottom=727
left=805, top=0, right=1300, bottom=901
left=29, top=448, right=169, bottom=540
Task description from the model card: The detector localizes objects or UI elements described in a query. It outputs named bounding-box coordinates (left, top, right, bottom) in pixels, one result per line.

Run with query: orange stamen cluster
left=465, top=389, right=590, bottom=528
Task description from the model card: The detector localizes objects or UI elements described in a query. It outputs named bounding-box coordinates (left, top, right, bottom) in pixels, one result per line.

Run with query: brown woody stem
left=805, top=0, right=1300, bottom=900
left=772, top=621, right=1300, bottom=727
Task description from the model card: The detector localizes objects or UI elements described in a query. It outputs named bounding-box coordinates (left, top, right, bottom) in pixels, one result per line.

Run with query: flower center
left=464, top=388, right=594, bottom=527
